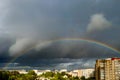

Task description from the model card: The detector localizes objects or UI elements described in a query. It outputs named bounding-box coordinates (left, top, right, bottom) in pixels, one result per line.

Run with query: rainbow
left=3, top=38, right=120, bottom=69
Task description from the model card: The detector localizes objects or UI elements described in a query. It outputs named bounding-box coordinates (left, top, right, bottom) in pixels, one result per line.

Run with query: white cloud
left=9, top=38, right=53, bottom=56
left=87, top=14, right=111, bottom=32
left=9, top=38, right=36, bottom=56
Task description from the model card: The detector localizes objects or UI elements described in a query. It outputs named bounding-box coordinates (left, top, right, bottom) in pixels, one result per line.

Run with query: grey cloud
left=9, top=38, right=37, bottom=56
left=87, top=14, right=111, bottom=32
left=1, top=0, right=98, bottom=38
left=14, top=41, right=120, bottom=60
left=2, top=0, right=94, bottom=56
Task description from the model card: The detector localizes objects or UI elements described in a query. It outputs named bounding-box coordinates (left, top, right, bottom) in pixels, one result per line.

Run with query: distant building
left=33, top=69, right=51, bottom=75
left=95, top=58, right=120, bottom=80
left=18, top=69, right=28, bottom=74
left=79, top=69, right=94, bottom=78
left=69, top=70, right=78, bottom=77
left=69, top=69, right=94, bottom=78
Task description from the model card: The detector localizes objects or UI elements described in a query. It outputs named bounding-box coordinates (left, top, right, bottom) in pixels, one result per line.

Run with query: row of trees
left=0, top=70, right=37, bottom=80
left=0, top=70, right=95, bottom=80
left=40, top=71, right=95, bottom=80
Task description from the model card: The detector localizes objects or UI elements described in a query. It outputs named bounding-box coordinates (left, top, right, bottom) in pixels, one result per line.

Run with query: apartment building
left=95, top=58, right=120, bottom=80
left=69, top=69, right=94, bottom=78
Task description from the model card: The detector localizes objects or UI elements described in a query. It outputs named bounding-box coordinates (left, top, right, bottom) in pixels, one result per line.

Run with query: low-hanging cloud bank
left=9, top=39, right=120, bottom=59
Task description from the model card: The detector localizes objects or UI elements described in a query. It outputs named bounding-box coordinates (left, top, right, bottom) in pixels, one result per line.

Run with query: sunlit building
left=59, top=69, right=67, bottom=73
left=69, top=69, right=94, bottom=78
left=33, top=69, right=51, bottom=75
left=95, top=58, right=120, bottom=80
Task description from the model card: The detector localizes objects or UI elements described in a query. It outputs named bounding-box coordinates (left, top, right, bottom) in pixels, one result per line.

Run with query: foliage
left=0, top=70, right=37, bottom=80
left=0, top=70, right=95, bottom=80
left=41, top=72, right=55, bottom=78
left=41, top=71, right=81, bottom=80
left=28, top=70, right=37, bottom=76
left=0, top=71, right=9, bottom=80
left=86, top=77, right=95, bottom=80
left=80, top=76, right=86, bottom=80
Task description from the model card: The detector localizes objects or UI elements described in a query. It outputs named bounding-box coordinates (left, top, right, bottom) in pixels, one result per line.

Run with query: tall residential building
left=95, top=58, right=120, bottom=80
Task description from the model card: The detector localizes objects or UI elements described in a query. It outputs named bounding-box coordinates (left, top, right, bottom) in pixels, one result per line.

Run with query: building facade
left=69, top=69, right=94, bottom=78
left=95, top=58, right=120, bottom=80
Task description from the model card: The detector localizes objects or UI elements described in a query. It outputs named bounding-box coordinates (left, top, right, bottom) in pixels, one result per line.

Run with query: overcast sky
left=0, top=0, right=120, bottom=69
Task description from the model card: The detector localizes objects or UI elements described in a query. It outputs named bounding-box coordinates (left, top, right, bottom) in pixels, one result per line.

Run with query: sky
left=0, top=0, right=120, bottom=70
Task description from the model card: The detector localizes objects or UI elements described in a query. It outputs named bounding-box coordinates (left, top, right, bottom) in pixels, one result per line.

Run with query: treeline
left=0, top=70, right=95, bottom=80
left=39, top=71, right=95, bottom=80
left=0, top=70, right=37, bottom=80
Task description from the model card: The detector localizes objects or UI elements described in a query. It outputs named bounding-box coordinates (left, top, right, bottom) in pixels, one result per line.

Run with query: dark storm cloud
left=0, top=37, right=13, bottom=56
left=2, top=0, right=96, bottom=37
left=96, top=0, right=120, bottom=22
left=0, top=0, right=120, bottom=67
left=1, top=0, right=97, bottom=56
left=23, top=42, right=120, bottom=59
left=11, top=41, right=120, bottom=68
